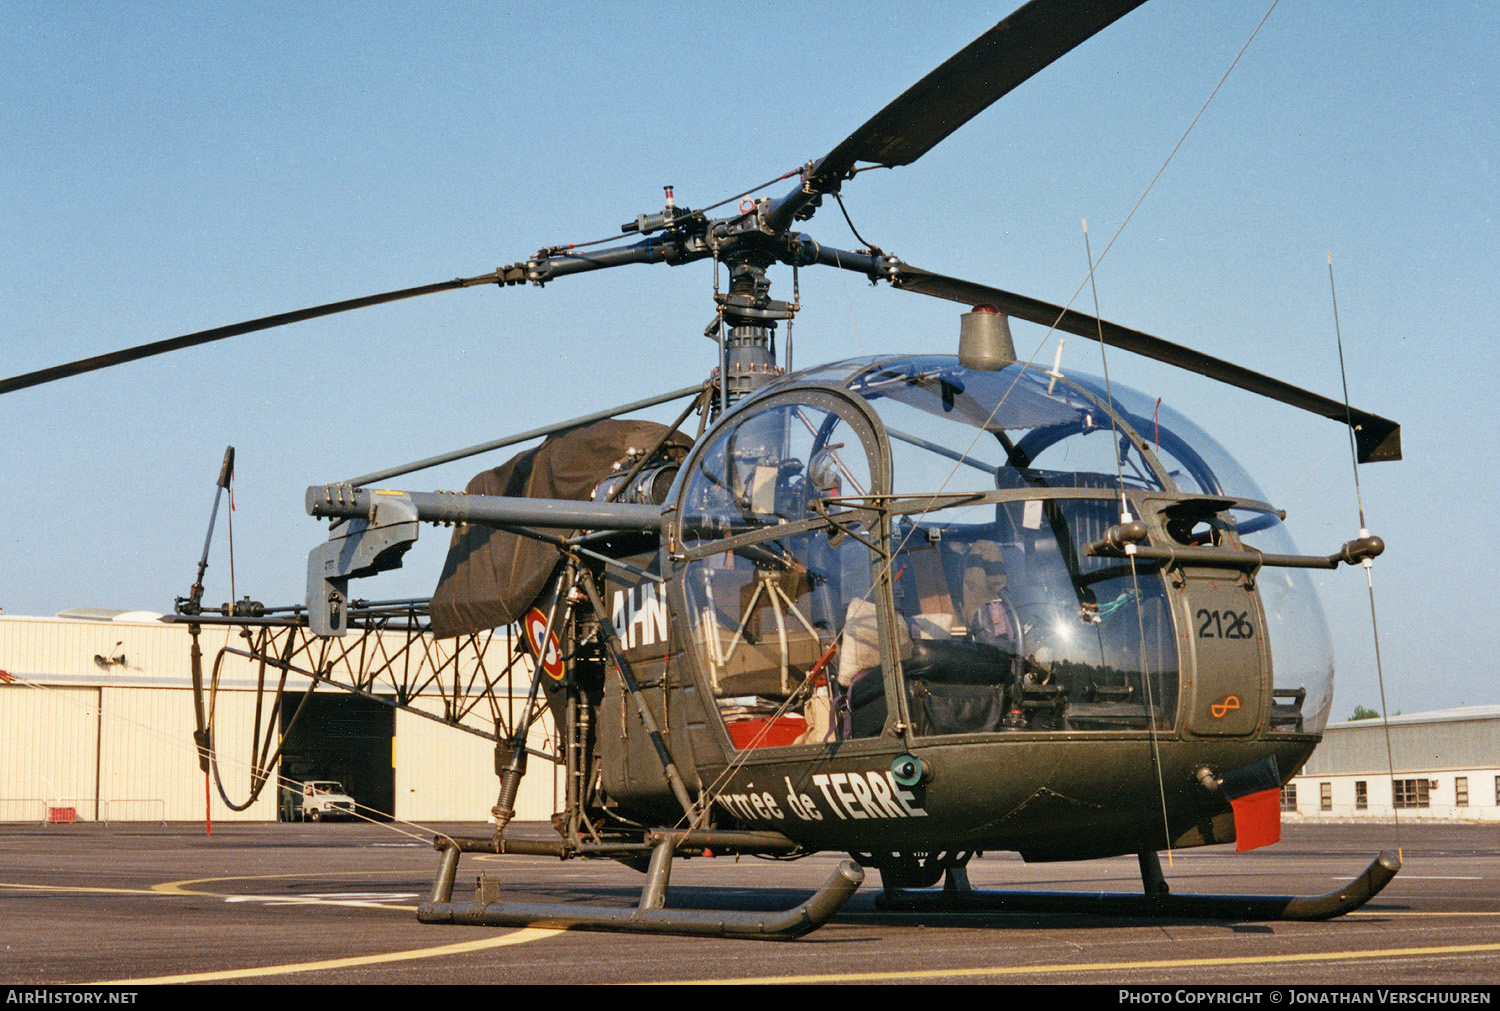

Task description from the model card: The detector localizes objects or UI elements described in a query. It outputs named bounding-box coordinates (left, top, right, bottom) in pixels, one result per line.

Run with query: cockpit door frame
left=668, top=385, right=916, bottom=754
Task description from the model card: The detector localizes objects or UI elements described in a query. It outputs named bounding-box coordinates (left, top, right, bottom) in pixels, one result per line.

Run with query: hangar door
left=278, top=692, right=394, bottom=822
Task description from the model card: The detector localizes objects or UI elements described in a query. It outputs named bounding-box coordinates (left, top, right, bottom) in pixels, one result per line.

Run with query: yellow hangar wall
left=0, top=615, right=557, bottom=824
left=0, top=684, right=280, bottom=823
left=394, top=696, right=560, bottom=824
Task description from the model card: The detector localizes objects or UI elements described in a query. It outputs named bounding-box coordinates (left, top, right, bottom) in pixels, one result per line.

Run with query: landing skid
left=877, top=850, right=1401, bottom=921
left=417, top=833, right=864, bottom=941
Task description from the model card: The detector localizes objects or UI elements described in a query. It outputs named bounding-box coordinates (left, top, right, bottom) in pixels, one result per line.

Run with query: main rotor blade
left=0, top=271, right=504, bottom=396
left=808, top=0, right=1146, bottom=192
left=892, top=262, right=1402, bottom=464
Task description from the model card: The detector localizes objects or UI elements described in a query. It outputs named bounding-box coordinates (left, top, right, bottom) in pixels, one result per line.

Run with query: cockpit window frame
left=671, top=385, right=915, bottom=752
left=802, top=356, right=1244, bottom=501
left=675, top=361, right=1294, bottom=754
left=673, top=385, right=893, bottom=529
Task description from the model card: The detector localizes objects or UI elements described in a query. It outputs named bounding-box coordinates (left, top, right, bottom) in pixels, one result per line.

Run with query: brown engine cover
left=428, top=419, right=691, bottom=638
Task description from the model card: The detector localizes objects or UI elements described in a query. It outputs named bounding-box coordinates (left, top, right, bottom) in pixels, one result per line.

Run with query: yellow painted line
left=152, top=868, right=380, bottom=894
left=148, top=869, right=422, bottom=909
left=651, top=942, right=1500, bottom=985
left=227, top=895, right=419, bottom=910
left=89, top=929, right=561, bottom=985
left=1, top=876, right=418, bottom=910
left=4, top=871, right=418, bottom=904
left=0, top=881, right=167, bottom=897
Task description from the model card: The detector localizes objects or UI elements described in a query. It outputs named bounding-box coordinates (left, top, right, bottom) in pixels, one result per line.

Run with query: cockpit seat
left=903, top=639, right=1018, bottom=735
left=903, top=639, right=1015, bottom=685
left=843, top=667, right=888, bottom=739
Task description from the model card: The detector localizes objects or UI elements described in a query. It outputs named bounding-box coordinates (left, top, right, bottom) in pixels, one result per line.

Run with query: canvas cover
left=428, top=419, right=691, bottom=638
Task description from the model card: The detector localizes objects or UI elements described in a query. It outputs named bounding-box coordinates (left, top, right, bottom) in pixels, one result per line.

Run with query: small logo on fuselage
left=1210, top=695, right=1242, bottom=719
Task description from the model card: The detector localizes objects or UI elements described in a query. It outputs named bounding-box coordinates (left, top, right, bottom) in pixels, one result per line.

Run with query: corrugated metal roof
left=1303, top=705, right=1500, bottom=775
left=1325, top=705, right=1500, bottom=730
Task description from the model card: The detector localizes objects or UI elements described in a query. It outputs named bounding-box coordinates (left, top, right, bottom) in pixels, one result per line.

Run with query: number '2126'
left=1196, top=609, right=1254, bottom=639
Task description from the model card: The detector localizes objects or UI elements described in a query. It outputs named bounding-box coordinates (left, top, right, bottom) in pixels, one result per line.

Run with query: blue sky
left=3, top=1, right=1496, bottom=717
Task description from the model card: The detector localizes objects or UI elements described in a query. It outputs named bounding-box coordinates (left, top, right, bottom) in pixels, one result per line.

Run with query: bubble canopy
left=768, top=355, right=1270, bottom=500
left=675, top=355, right=1332, bottom=746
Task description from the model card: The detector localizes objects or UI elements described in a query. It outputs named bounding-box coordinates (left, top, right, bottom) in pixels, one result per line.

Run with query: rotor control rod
left=341, top=383, right=704, bottom=487
left=1088, top=525, right=1385, bottom=571
left=520, top=236, right=706, bottom=284
left=306, top=486, right=663, bottom=531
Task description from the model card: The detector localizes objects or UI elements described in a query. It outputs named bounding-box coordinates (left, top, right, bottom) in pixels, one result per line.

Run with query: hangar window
left=1392, top=779, right=1430, bottom=809
left=1280, top=784, right=1297, bottom=812
left=1319, top=782, right=1332, bottom=811
left=1355, top=780, right=1368, bottom=810
left=1455, top=777, right=1469, bottom=807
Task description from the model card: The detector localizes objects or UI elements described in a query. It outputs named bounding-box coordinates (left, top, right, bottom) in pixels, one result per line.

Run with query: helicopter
left=1, top=0, right=1406, bottom=939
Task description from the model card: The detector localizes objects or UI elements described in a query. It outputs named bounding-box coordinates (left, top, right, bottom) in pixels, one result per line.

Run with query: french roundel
left=524, top=607, right=565, bottom=680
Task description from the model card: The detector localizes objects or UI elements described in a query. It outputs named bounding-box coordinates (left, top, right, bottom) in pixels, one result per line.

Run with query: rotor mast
left=720, top=254, right=780, bottom=404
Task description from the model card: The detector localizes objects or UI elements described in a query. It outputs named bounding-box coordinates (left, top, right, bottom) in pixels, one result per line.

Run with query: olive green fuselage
left=589, top=359, right=1333, bottom=863
left=594, top=542, right=1312, bottom=862
left=692, top=735, right=1314, bottom=861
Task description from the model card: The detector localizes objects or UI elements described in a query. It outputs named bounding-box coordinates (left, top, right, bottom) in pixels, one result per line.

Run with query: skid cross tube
left=418, top=835, right=864, bottom=940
